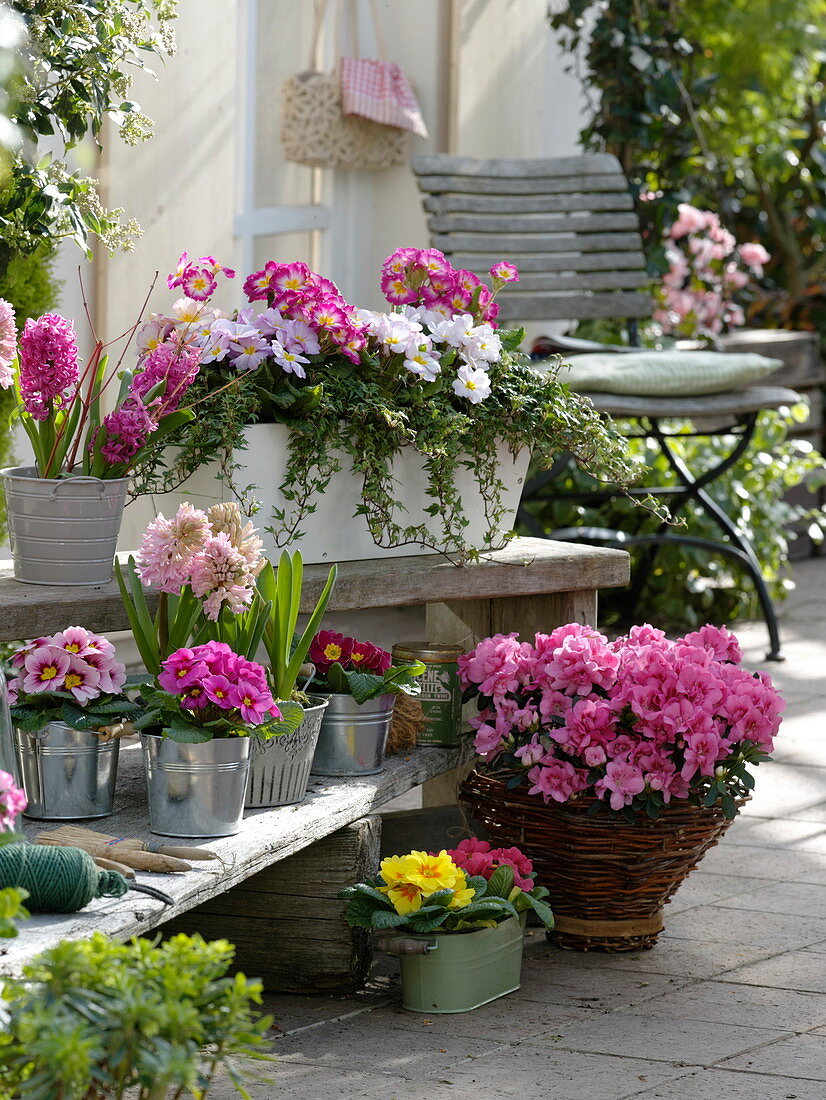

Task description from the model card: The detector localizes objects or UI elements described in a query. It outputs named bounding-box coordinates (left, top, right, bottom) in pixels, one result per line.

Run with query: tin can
left=391, top=642, right=465, bottom=747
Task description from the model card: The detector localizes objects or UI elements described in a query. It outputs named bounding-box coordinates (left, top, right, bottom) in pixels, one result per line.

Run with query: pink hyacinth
left=0, top=770, right=27, bottom=830
left=188, top=532, right=257, bottom=619
left=0, top=297, right=16, bottom=389
left=17, top=313, right=79, bottom=419
left=137, top=504, right=212, bottom=593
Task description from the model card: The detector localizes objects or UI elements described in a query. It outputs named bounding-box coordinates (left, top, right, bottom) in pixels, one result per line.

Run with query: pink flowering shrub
left=307, top=630, right=423, bottom=705
left=651, top=203, right=770, bottom=341
left=7, top=626, right=140, bottom=734
left=458, top=622, right=785, bottom=820
left=137, top=641, right=285, bottom=742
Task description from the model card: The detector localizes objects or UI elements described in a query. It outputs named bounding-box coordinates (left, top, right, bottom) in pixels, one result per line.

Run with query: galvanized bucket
left=388, top=916, right=524, bottom=1013
left=15, top=723, right=119, bottom=820
left=141, top=734, right=250, bottom=838
left=310, top=692, right=395, bottom=777
left=1, top=466, right=130, bottom=585
left=246, top=696, right=328, bottom=808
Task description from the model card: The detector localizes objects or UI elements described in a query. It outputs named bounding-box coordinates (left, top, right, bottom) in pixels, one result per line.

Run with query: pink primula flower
left=0, top=770, right=27, bottom=829
left=22, top=645, right=70, bottom=694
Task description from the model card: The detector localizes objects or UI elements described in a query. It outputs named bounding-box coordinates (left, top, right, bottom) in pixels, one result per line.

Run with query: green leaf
left=161, top=721, right=213, bottom=744
left=486, top=865, right=515, bottom=899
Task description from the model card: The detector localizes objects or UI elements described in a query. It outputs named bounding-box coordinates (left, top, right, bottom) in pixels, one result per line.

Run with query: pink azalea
left=595, top=761, right=646, bottom=810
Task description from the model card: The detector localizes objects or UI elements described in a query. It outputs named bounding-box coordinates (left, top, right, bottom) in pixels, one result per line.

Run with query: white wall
left=97, top=0, right=587, bottom=332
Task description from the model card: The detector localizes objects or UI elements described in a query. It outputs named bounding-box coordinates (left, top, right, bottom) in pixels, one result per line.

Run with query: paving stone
left=208, top=1062, right=420, bottom=1100
left=802, top=942, right=826, bottom=954
left=542, top=938, right=776, bottom=980
left=712, top=882, right=826, bottom=919
left=360, top=995, right=591, bottom=1042
left=262, top=990, right=391, bottom=1035
left=517, top=952, right=691, bottom=1010
left=397, top=1048, right=697, bottom=1100
left=789, top=801, right=826, bottom=823
left=737, top=763, right=826, bottom=818
left=662, top=905, right=826, bottom=952
left=720, top=1031, right=826, bottom=1080
left=626, top=981, right=826, bottom=1031
left=697, top=841, right=826, bottom=884
left=724, top=817, right=826, bottom=850
left=272, top=1016, right=506, bottom=1076
left=627, top=1066, right=826, bottom=1099
left=723, top=950, right=826, bottom=993
left=516, top=1010, right=789, bottom=1066
left=665, top=871, right=775, bottom=913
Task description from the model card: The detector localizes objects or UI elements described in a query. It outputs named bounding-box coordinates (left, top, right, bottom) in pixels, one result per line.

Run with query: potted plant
left=118, top=503, right=339, bottom=807
left=244, top=549, right=337, bottom=807
left=458, top=622, right=785, bottom=950
left=124, top=247, right=634, bottom=563
left=0, top=255, right=233, bottom=584
left=306, top=630, right=425, bottom=776
left=340, top=840, right=553, bottom=1013
left=6, top=627, right=140, bottom=820
left=0, top=932, right=273, bottom=1098
left=134, top=641, right=287, bottom=837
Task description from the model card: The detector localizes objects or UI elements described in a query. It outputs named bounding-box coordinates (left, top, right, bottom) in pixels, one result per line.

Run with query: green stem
left=158, top=591, right=169, bottom=660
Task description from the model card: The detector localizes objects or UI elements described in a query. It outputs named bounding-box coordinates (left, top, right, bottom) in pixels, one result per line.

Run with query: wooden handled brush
left=35, top=826, right=218, bottom=873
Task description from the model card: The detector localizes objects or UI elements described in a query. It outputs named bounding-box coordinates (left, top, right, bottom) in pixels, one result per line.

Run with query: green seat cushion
left=560, top=350, right=783, bottom=397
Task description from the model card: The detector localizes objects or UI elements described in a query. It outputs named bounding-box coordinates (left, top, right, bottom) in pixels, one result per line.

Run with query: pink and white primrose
left=459, top=622, right=785, bottom=820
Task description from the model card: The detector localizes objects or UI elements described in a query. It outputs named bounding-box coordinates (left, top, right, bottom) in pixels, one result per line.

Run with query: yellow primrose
left=379, top=853, right=419, bottom=888
left=405, top=850, right=463, bottom=895
left=385, top=882, right=424, bottom=915
left=448, top=883, right=477, bottom=910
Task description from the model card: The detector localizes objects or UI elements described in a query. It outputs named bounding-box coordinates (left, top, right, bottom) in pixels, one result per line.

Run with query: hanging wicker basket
left=461, top=770, right=741, bottom=953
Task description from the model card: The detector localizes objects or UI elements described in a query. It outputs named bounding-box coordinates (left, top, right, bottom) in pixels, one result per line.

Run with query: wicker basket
left=461, top=770, right=740, bottom=952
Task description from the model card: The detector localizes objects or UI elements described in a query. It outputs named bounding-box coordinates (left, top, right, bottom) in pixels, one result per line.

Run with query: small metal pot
left=15, top=722, right=119, bottom=820
left=141, top=734, right=250, bottom=838
left=310, top=692, right=396, bottom=777
left=246, top=695, right=329, bottom=808
left=1, top=466, right=130, bottom=586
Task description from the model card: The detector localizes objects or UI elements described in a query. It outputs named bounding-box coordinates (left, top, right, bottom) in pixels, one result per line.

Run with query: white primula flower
left=278, top=318, right=320, bottom=356
left=197, top=328, right=231, bottom=364
left=254, top=306, right=287, bottom=336
left=404, top=347, right=442, bottom=382
left=465, top=324, right=502, bottom=363
left=231, top=333, right=270, bottom=370
left=172, top=297, right=211, bottom=324
left=452, top=364, right=492, bottom=404
left=433, top=313, right=475, bottom=348
left=136, top=315, right=168, bottom=356
left=271, top=341, right=309, bottom=378
left=380, top=316, right=422, bottom=355
left=212, top=318, right=260, bottom=341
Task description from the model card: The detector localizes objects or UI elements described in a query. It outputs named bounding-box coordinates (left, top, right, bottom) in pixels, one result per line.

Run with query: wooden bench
left=0, top=537, right=629, bottom=987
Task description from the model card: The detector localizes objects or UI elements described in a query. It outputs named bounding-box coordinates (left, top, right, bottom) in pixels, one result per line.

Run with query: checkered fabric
left=340, top=57, right=428, bottom=138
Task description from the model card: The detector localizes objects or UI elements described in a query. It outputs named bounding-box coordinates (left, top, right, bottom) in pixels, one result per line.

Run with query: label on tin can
left=391, top=643, right=464, bottom=746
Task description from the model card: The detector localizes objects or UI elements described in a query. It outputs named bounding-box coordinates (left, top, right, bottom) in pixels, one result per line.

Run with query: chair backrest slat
left=412, top=154, right=651, bottom=324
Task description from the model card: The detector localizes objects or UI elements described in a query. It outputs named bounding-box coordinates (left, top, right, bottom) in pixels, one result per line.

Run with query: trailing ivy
left=131, top=341, right=637, bottom=561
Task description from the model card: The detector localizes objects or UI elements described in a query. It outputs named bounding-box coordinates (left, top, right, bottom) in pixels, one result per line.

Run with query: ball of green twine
left=0, top=843, right=130, bottom=912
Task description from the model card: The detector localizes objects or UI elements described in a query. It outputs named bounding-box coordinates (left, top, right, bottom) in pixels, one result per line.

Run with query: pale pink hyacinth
left=0, top=770, right=26, bottom=829
left=0, top=298, right=17, bottom=389
left=137, top=504, right=213, bottom=593
left=189, top=532, right=257, bottom=619
left=137, top=502, right=264, bottom=619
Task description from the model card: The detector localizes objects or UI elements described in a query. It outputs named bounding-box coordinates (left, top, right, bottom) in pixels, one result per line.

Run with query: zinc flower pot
left=1, top=466, right=129, bottom=585
left=387, top=916, right=525, bottom=1013
left=14, top=723, right=119, bottom=820
left=141, top=734, right=250, bottom=838
left=245, top=696, right=329, bottom=808
left=119, top=424, right=530, bottom=564
left=310, top=692, right=396, bottom=776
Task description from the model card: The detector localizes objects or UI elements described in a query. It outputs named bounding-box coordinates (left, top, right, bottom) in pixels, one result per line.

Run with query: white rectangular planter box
left=120, top=423, right=530, bottom=564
